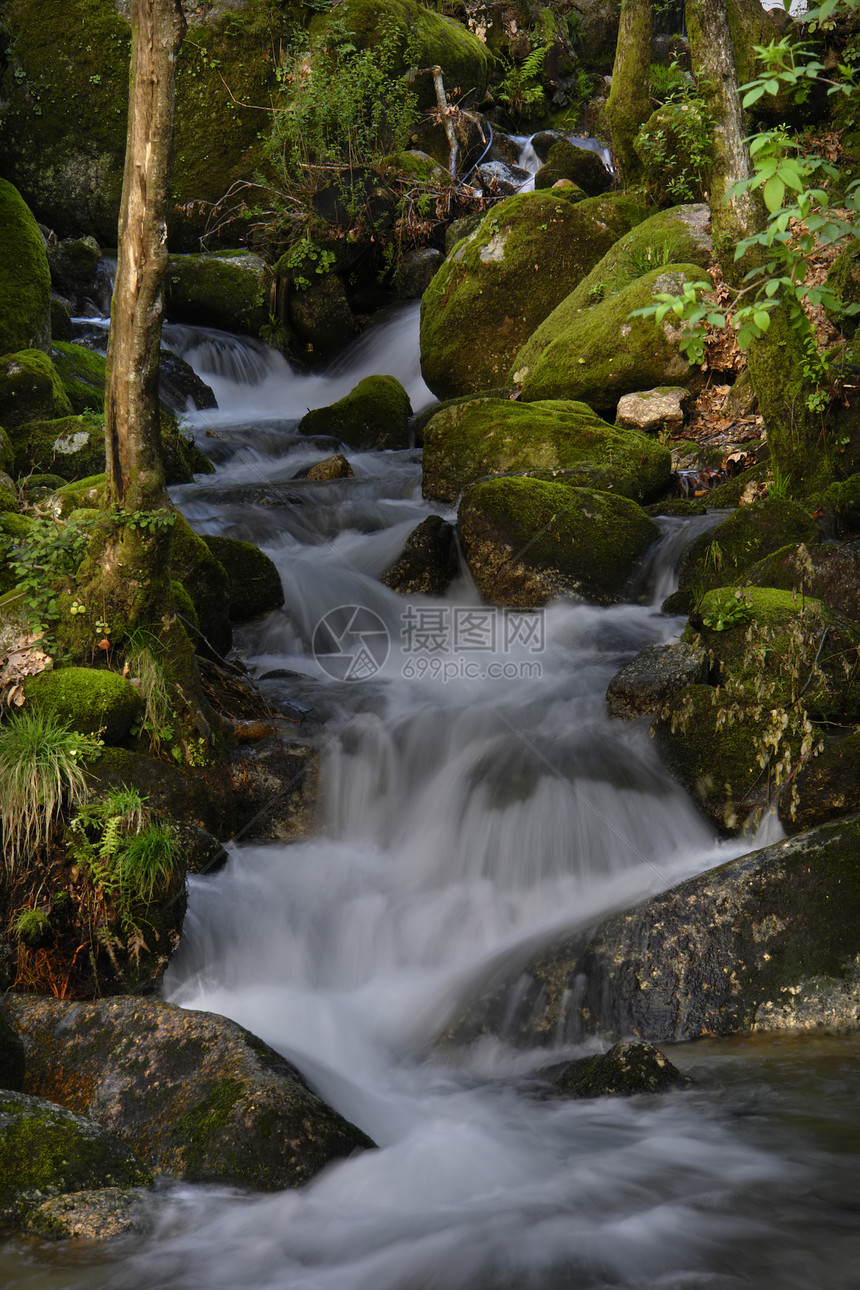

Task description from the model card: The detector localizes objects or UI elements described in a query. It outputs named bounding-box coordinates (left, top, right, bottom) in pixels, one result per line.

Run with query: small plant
left=700, top=588, right=753, bottom=632
left=495, top=43, right=548, bottom=118
left=0, top=711, right=101, bottom=872
left=8, top=511, right=93, bottom=649
left=68, top=786, right=178, bottom=925
left=13, top=907, right=52, bottom=945
left=633, top=79, right=714, bottom=204
left=125, top=635, right=179, bottom=759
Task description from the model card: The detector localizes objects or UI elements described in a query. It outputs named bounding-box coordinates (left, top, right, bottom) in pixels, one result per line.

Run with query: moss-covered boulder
left=23, top=666, right=144, bottom=744
left=0, top=472, right=18, bottom=514
left=10, top=413, right=104, bottom=480
left=422, top=397, right=671, bottom=503
left=25, top=1186, right=151, bottom=1241
left=164, top=252, right=273, bottom=336
left=0, top=427, right=14, bottom=476
left=822, top=473, right=860, bottom=538
left=550, top=1041, right=688, bottom=1098
left=201, top=535, right=284, bottom=621
left=286, top=272, right=356, bottom=357
left=5, top=995, right=374, bottom=1190
left=309, top=0, right=491, bottom=109
left=0, top=350, right=73, bottom=430
left=825, top=239, right=860, bottom=338
left=534, top=140, right=612, bottom=194
left=0, top=180, right=51, bottom=356
left=51, top=342, right=106, bottom=414
left=514, top=264, right=705, bottom=413
left=0, top=0, right=302, bottom=248
left=420, top=192, right=647, bottom=400
left=744, top=540, right=860, bottom=624
left=458, top=477, right=660, bottom=608
left=299, top=375, right=412, bottom=450
left=0, top=1089, right=151, bottom=1223
left=49, top=473, right=106, bottom=518
left=170, top=515, right=232, bottom=656
left=674, top=495, right=821, bottom=606
left=633, top=100, right=712, bottom=206
left=86, top=746, right=235, bottom=841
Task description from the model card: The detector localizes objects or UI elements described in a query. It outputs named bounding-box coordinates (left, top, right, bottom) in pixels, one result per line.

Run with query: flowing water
left=4, top=313, right=860, bottom=1288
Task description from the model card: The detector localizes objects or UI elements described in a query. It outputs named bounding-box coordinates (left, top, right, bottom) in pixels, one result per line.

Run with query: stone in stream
left=299, top=375, right=413, bottom=451
left=25, top=1186, right=152, bottom=1241
left=545, top=1042, right=690, bottom=1098
left=383, top=514, right=460, bottom=596
left=3, top=995, right=375, bottom=1191
left=606, top=641, right=709, bottom=720
left=306, top=453, right=355, bottom=481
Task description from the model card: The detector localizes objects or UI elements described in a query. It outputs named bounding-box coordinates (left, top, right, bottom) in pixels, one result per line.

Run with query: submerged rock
left=548, top=1041, right=689, bottom=1098
left=4, top=995, right=375, bottom=1191
left=458, top=477, right=660, bottom=608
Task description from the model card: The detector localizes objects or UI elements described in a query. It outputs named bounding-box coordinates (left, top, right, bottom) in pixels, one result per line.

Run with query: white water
left=6, top=318, right=860, bottom=1288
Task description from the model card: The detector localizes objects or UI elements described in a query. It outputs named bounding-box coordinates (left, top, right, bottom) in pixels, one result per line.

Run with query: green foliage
left=629, top=276, right=726, bottom=365
left=124, top=635, right=180, bottom=761
left=495, top=43, right=548, bottom=117
left=649, top=60, right=688, bottom=105
left=13, top=906, right=52, bottom=944
left=8, top=511, right=93, bottom=648
left=0, top=710, right=100, bottom=873
left=633, top=82, right=714, bottom=204
left=108, top=505, right=177, bottom=536
left=281, top=237, right=337, bottom=291
left=68, top=786, right=177, bottom=924
left=701, top=587, right=753, bottom=631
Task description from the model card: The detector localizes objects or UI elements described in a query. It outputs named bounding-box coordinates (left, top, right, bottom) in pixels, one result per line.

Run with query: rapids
left=4, top=312, right=860, bottom=1290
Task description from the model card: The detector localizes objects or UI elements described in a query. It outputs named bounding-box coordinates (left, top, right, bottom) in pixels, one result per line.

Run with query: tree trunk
left=105, top=0, right=186, bottom=514
left=604, top=0, right=652, bottom=183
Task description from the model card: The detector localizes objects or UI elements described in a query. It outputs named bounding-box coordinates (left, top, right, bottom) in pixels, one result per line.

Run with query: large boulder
left=299, top=375, right=412, bottom=450
left=420, top=192, right=646, bottom=400
left=606, top=641, right=709, bottom=720
left=4, top=995, right=375, bottom=1190
left=422, top=397, right=671, bottom=504
left=164, top=252, right=273, bottom=336
left=0, top=180, right=51, bottom=356
left=170, top=514, right=232, bottom=657
left=201, top=535, right=284, bottom=621
left=458, top=476, right=660, bottom=608
left=0, top=350, right=73, bottom=430
left=9, top=413, right=103, bottom=480
left=46, top=236, right=101, bottom=311
left=0, top=1088, right=151, bottom=1223
left=444, top=817, right=860, bottom=1046
left=514, top=264, right=705, bottom=413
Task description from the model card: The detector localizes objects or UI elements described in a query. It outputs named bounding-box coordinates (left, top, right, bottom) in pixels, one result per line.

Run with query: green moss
left=534, top=140, right=612, bottom=194
left=51, top=473, right=106, bottom=517
left=420, top=191, right=646, bottom=400
left=0, top=1091, right=151, bottom=1219
left=379, top=150, right=449, bottom=183
left=0, top=180, right=51, bottom=355
left=458, top=476, right=660, bottom=607
left=170, top=515, right=231, bottom=656
left=422, top=397, right=671, bottom=504
left=201, top=536, right=284, bottom=622
left=676, top=496, right=821, bottom=597
left=515, top=264, right=705, bottom=413
left=0, top=513, right=34, bottom=594
left=0, top=427, right=14, bottom=475
left=23, top=666, right=144, bottom=744
left=169, top=1078, right=246, bottom=1170
left=0, top=474, right=18, bottom=514
left=171, top=580, right=199, bottom=634
left=299, top=375, right=412, bottom=450
left=51, top=342, right=106, bottom=414
left=822, top=473, right=860, bottom=536
left=0, top=350, right=74, bottom=430
left=160, top=408, right=214, bottom=485
left=10, top=413, right=104, bottom=480
left=163, top=253, right=272, bottom=337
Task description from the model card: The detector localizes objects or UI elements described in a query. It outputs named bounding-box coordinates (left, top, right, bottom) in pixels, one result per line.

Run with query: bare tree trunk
left=604, top=0, right=652, bottom=183
left=105, top=0, right=186, bottom=512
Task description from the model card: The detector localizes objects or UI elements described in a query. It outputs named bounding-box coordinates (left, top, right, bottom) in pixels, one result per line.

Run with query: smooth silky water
left=4, top=308, right=860, bottom=1289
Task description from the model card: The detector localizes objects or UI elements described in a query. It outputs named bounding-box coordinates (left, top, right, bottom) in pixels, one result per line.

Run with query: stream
left=4, top=307, right=860, bottom=1288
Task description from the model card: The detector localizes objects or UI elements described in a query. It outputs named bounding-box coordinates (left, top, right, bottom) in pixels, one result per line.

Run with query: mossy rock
left=286, top=273, right=355, bottom=357
left=675, top=495, right=821, bottom=601
left=633, top=100, right=712, bottom=206
left=744, top=539, right=860, bottom=624
left=825, top=240, right=860, bottom=338
left=170, top=580, right=199, bottom=634
left=786, top=728, right=860, bottom=834
left=518, top=204, right=711, bottom=371
left=534, top=140, right=612, bottom=194
left=0, top=514, right=38, bottom=584
left=10, top=413, right=104, bottom=480
left=25, top=1186, right=151, bottom=1241
left=379, top=149, right=450, bottom=184
left=0, top=180, right=51, bottom=356
left=0, top=350, right=73, bottom=430
left=164, top=253, right=273, bottom=337
left=160, top=407, right=215, bottom=484
left=299, top=375, right=413, bottom=450
left=0, top=1011, right=26, bottom=1092
left=0, top=1090, right=151, bottom=1222
left=382, top=514, right=459, bottom=596
left=50, top=473, right=106, bottom=517
left=0, top=473, right=18, bottom=514
left=46, top=235, right=101, bottom=302
left=86, top=746, right=235, bottom=840
left=170, top=515, right=231, bottom=656
left=514, top=264, right=705, bottom=413
left=822, top=473, right=860, bottom=537
left=309, top=0, right=491, bottom=110
left=5, top=995, right=374, bottom=1191
left=653, top=683, right=773, bottom=833
left=23, top=666, right=144, bottom=744
left=50, top=341, right=106, bottom=414
left=50, top=298, right=73, bottom=341
left=420, top=191, right=647, bottom=400
left=551, top=1041, right=688, bottom=1098
left=0, top=587, right=34, bottom=653
left=0, top=426, right=14, bottom=476
left=201, top=535, right=284, bottom=621
left=423, top=397, right=671, bottom=504
left=458, top=476, right=660, bottom=608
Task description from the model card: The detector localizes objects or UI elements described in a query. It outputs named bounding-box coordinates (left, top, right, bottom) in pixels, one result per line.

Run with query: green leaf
left=763, top=175, right=785, bottom=213
left=754, top=309, right=772, bottom=332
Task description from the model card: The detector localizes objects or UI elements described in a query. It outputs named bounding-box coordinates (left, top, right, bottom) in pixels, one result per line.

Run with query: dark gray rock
left=548, top=1041, right=689, bottom=1098
left=606, top=642, right=709, bottom=719
left=396, top=248, right=445, bottom=298
left=201, top=534, right=284, bottom=622
left=4, top=994, right=375, bottom=1191
left=0, top=1009, right=26, bottom=1091
left=382, top=515, right=459, bottom=596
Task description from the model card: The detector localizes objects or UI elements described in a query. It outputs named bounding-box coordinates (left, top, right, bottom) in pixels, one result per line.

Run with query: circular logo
left=312, top=605, right=390, bottom=681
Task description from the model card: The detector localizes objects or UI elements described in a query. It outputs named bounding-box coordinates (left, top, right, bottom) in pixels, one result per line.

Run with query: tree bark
left=604, top=0, right=652, bottom=183
left=105, top=0, right=186, bottom=513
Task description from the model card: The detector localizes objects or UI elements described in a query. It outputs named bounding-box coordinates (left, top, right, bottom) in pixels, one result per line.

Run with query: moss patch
left=676, top=496, right=821, bottom=600
left=23, top=666, right=144, bottom=744
left=10, top=413, right=104, bottom=480
left=0, top=180, right=51, bottom=355
left=51, top=342, right=106, bottom=414
left=163, top=253, right=272, bottom=336
left=0, top=350, right=73, bottom=431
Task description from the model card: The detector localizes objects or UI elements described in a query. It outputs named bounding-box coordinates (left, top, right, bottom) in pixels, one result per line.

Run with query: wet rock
left=548, top=1041, right=689, bottom=1098
left=23, top=666, right=144, bottom=744
left=86, top=746, right=235, bottom=841
left=228, top=737, right=318, bottom=842
left=201, top=535, right=284, bottom=622
left=0, top=1088, right=151, bottom=1222
left=171, top=514, right=232, bottom=657
left=159, top=347, right=217, bottom=413
left=25, top=1186, right=152, bottom=1241
left=46, top=236, right=101, bottom=310
left=421, top=192, right=646, bottom=400
left=306, top=453, right=355, bottom=481
left=287, top=273, right=356, bottom=358
left=4, top=995, right=375, bottom=1190
left=0, top=350, right=73, bottom=430
left=475, top=161, right=531, bottom=195
left=744, top=540, right=860, bottom=624
left=396, top=247, right=445, bottom=298
left=606, top=642, right=709, bottom=720
left=164, top=252, right=272, bottom=337
left=458, top=476, right=660, bottom=608
left=422, top=397, right=671, bottom=505
left=616, top=386, right=689, bottom=436
left=534, top=140, right=612, bottom=195
left=783, top=728, right=860, bottom=834
left=382, top=515, right=460, bottom=596
left=299, top=375, right=412, bottom=451
left=0, top=1009, right=26, bottom=1091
